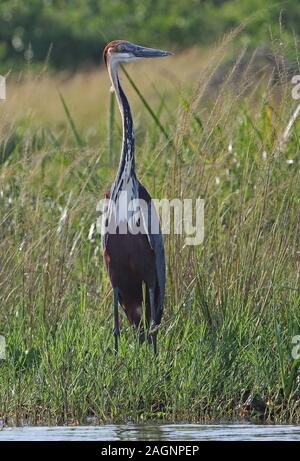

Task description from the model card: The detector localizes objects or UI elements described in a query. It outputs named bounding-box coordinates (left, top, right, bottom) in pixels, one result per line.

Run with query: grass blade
left=121, top=65, right=173, bottom=146
left=59, top=91, right=84, bottom=147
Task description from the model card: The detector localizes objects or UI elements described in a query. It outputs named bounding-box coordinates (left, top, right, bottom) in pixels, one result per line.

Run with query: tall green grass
left=0, top=46, right=300, bottom=425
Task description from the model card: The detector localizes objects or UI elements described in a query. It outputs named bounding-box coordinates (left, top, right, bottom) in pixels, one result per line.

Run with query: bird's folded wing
left=139, top=183, right=166, bottom=313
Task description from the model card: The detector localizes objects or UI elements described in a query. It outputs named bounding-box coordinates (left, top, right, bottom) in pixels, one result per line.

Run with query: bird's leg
left=113, top=287, right=119, bottom=354
left=139, top=329, right=145, bottom=345
left=148, top=288, right=158, bottom=355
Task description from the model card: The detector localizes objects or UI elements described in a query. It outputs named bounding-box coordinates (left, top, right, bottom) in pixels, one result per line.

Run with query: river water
left=0, top=424, right=300, bottom=441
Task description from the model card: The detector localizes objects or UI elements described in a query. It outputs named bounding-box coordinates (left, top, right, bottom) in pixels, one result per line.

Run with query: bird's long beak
left=133, top=45, right=173, bottom=58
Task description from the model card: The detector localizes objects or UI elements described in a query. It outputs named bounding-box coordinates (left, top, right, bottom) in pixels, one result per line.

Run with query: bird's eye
left=117, top=45, right=125, bottom=52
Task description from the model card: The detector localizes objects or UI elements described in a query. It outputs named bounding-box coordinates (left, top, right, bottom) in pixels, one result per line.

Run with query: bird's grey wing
left=149, top=228, right=166, bottom=317
left=138, top=183, right=166, bottom=318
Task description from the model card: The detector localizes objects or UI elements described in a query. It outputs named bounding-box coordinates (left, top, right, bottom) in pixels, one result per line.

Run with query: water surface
left=1, top=424, right=300, bottom=441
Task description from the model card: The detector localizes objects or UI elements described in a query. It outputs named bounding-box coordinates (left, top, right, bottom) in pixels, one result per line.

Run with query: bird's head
left=103, top=40, right=172, bottom=67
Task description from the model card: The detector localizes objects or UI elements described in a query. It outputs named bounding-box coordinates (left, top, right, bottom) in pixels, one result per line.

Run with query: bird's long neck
left=116, top=77, right=135, bottom=177
left=108, top=59, right=136, bottom=193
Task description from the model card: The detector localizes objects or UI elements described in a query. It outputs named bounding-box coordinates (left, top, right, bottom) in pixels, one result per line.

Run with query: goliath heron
left=101, top=40, right=172, bottom=354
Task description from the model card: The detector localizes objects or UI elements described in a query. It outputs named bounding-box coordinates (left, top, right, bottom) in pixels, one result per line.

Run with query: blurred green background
left=0, top=0, right=299, bottom=71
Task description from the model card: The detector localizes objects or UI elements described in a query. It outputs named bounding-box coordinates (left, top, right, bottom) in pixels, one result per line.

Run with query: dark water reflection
left=1, top=424, right=300, bottom=441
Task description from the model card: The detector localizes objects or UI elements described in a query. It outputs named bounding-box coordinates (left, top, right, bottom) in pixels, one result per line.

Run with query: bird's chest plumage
left=110, top=157, right=139, bottom=224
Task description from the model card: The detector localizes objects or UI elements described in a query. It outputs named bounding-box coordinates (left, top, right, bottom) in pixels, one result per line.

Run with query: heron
left=101, top=40, right=172, bottom=354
